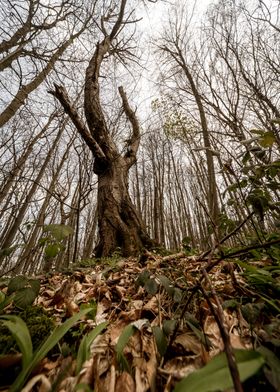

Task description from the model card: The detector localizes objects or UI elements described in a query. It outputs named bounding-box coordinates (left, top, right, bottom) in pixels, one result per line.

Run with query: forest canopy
left=0, top=0, right=279, bottom=275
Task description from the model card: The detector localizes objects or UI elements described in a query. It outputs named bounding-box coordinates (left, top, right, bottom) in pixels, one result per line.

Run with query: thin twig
left=200, top=269, right=243, bottom=392
left=200, top=212, right=254, bottom=258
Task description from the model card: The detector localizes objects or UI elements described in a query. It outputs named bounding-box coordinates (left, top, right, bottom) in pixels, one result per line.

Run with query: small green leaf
left=74, top=384, right=93, bottom=392
left=242, top=151, right=251, bottom=164
left=174, top=349, right=265, bottom=392
left=241, top=303, right=263, bottom=325
left=152, top=326, right=167, bottom=356
left=76, top=321, right=108, bottom=375
left=222, top=299, right=239, bottom=309
left=173, top=287, right=183, bottom=303
left=0, top=245, right=18, bottom=257
left=251, top=129, right=264, bottom=135
left=0, top=315, right=33, bottom=371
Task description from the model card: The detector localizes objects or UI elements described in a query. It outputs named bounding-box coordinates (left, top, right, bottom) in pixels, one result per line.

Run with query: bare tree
left=50, top=0, right=153, bottom=257
left=156, top=5, right=220, bottom=237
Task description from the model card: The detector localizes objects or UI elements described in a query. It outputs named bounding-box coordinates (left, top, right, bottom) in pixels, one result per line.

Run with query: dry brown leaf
left=174, top=333, right=203, bottom=355
left=21, top=374, right=51, bottom=392
left=163, top=356, right=201, bottom=379
left=115, top=371, right=135, bottom=392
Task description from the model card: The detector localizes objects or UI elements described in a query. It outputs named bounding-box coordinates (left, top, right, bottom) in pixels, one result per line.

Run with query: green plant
left=39, top=224, right=73, bottom=260
left=115, top=324, right=137, bottom=372
left=76, top=321, right=108, bottom=375
left=173, top=349, right=265, bottom=392
left=0, top=307, right=92, bottom=392
left=0, top=275, right=40, bottom=312
left=0, top=306, right=54, bottom=356
left=136, top=270, right=182, bottom=302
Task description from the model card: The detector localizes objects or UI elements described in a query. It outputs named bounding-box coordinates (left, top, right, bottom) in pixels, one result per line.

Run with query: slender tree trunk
left=0, top=127, right=63, bottom=267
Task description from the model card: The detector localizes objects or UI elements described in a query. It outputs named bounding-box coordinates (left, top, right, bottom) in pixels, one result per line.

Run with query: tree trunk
left=95, top=156, right=151, bottom=257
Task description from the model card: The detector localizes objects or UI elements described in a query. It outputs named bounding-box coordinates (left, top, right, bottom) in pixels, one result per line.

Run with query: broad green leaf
left=45, top=243, right=61, bottom=258
left=43, top=224, right=73, bottom=241
left=152, top=326, right=167, bottom=356
left=173, top=349, right=265, bottom=392
left=14, top=287, right=37, bottom=309
left=7, top=275, right=28, bottom=295
left=10, top=307, right=92, bottom=392
left=76, top=321, right=108, bottom=375
left=0, top=315, right=33, bottom=371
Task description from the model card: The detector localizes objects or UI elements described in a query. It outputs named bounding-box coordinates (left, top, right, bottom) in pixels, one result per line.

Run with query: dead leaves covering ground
left=0, top=252, right=279, bottom=392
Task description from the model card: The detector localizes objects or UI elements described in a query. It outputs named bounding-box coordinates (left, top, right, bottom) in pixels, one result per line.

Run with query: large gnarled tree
left=50, top=0, right=152, bottom=257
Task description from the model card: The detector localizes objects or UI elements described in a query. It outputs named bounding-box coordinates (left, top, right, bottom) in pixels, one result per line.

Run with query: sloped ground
left=0, top=250, right=279, bottom=391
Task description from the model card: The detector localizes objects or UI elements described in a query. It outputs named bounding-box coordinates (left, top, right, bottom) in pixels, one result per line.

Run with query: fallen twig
left=200, top=269, right=243, bottom=392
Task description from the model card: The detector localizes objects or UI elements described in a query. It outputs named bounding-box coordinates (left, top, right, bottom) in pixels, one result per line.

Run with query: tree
left=50, top=0, right=152, bottom=257
left=157, top=5, right=220, bottom=237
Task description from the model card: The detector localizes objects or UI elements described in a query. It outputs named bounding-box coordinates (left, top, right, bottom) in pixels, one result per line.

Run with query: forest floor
left=0, top=248, right=279, bottom=392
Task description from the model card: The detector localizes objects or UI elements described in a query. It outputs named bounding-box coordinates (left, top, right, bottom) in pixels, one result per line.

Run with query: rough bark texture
left=95, top=157, right=151, bottom=257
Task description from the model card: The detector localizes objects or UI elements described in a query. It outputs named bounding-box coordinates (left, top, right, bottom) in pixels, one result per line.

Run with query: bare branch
left=118, top=86, right=140, bottom=166
left=49, top=84, right=106, bottom=161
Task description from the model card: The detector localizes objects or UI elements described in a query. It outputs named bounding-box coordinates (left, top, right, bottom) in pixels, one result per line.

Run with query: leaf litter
left=0, top=251, right=279, bottom=391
